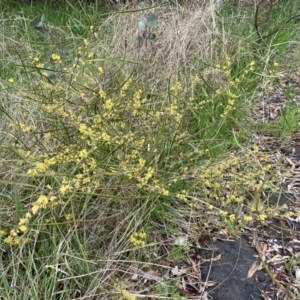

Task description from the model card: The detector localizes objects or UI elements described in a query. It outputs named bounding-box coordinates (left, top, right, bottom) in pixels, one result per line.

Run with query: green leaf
left=148, top=33, right=157, bottom=43
left=138, top=16, right=146, bottom=31
left=30, top=16, right=40, bottom=29
left=147, top=14, right=158, bottom=27
left=30, top=14, right=46, bottom=33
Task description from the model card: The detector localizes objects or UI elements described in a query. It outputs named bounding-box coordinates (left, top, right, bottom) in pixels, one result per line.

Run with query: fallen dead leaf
left=201, top=254, right=221, bottom=263
left=262, top=242, right=268, bottom=256
left=285, top=156, right=295, bottom=167
left=188, top=256, right=200, bottom=274
left=202, top=291, right=209, bottom=300
left=266, top=255, right=290, bottom=264
left=247, top=261, right=262, bottom=278
left=171, top=266, right=180, bottom=275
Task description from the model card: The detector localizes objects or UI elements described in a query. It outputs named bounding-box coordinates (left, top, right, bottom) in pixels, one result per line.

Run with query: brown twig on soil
left=253, top=234, right=289, bottom=296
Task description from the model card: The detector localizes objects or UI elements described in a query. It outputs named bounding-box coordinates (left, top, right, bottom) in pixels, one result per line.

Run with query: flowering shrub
left=1, top=45, right=290, bottom=245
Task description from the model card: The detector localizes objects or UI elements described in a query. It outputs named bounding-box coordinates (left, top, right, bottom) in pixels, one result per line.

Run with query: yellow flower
left=243, top=215, right=253, bottom=222
left=99, top=89, right=106, bottom=99
left=18, top=218, right=28, bottom=226
left=252, top=145, right=259, bottom=153
left=65, top=214, right=74, bottom=221
left=130, top=231, right=147, bottom=247
left=51, top=53, right=61, bottom=61
left=79, top=149, right=88, bottom=158
left=98, top=67, right=104, bottom=74
left=31, top=204, right=39, bottom=215
left=138, top=158, right=146, bottom=168
left=10, top=229, right=18, bottom=237
left=25, top=212, right=32, bottom=219
left=0, top=230, right=8, bottom=236
left=60, top=184, right=71, bottom=194
left=144, top=167, right=154, bottom=180
left=161, top=188, right=169, bottom=196
left=219, top=210, right=228, bottom=216
left=36, top=195, right=48, bottom=206
left=4, top=236, right=14, bottom=244
left=19, top=225, right=28, bottom=233
left=119, top=289, right=137, bottom=300
left=8, top=78, right=14, bottom=83
left=104, top=99, right=113, bottom=110
left=258, top=214, right=267, bottom=222
left=87, top=52, right=94, bottom=58
left=284, top=211, right=294, bottom=218
left=139, top=232, right=146, bottom=239
left=35, top=63, right=44, bottom=69
left=83, top=39, right=89, bottom=47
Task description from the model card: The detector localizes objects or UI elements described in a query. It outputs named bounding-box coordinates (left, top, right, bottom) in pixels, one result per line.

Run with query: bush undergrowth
left=0, top=0, right=299, bottom=298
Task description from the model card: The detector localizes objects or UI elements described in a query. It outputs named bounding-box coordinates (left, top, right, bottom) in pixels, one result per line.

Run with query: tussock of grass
left=99, top=2, right=220, bottom=84
left=0, top=0, right=299, bottom=298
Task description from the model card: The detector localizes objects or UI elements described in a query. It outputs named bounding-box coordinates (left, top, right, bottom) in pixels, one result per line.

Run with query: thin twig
left=254, top=0, right=266, bottom=40
left=253, top=234, right=289, bottom=295
left=261, top=0, right=273, bottom=37
left=255, top=0, right=300, bottom=41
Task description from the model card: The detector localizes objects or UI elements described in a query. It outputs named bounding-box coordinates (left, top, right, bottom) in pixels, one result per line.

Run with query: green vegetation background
left=0, top=0, right=300, bottom=299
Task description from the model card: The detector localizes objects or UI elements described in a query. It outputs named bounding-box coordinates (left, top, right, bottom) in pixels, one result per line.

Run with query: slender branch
left=261, top=13, right=300, bottom=40
left=260, top=0, right=273, bottom=37
left=255, top=0, right=299, bottom=41
left=254, top=0, right=266, bottom=40
left=253, top=235, right=288, bottom=295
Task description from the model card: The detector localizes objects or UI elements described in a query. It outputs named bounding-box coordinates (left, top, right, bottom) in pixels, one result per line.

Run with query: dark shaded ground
left=198, top=238, right=267, bottom=300
left=196, top=191, right=300, bottom=300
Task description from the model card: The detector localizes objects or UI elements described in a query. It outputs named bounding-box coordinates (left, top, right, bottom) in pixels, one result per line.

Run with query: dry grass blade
left=96, top=2, right=220, bottom=87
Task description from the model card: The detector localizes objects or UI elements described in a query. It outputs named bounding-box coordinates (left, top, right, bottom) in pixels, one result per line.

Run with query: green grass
left=0, top=0, right=300, bottom=299
left=255, top=105, right=299, bottom=140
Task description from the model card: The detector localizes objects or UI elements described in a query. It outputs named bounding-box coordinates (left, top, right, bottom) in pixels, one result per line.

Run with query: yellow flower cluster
left=20, top=58, right=189, bottom=214
left=3, top=195, right=60, bottom=245
left=98, top=66, right=104, bottom=74
left=6, top=38, right=289, bottom=254
left=117, top=288, right=137, bottom=300
left=195, top=146, right=290, bottom=224
left=216, top=56, right=232, bottom=77
left=170, top=75, right=183, bottom=96
left=220, top=89, right=237, bottom=118
left=132, top=89, right=143, bottom=116
left=51, top=53, right=61, bottom=61
left=130, top=232, right=147, bottom=247
left=120, top=78, right=132, bottom=98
